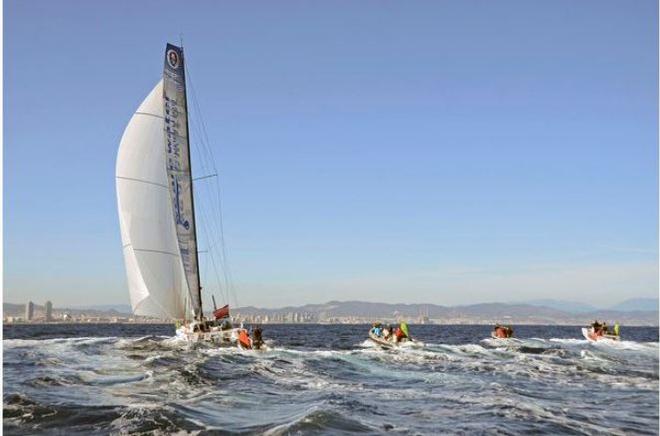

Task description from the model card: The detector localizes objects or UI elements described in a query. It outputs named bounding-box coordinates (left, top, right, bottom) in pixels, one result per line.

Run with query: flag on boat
left=214, top=304, right=230, bottom=319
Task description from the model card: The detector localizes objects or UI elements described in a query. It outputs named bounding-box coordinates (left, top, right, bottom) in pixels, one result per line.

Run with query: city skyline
left=4, top=0, right=658, bottom=309
left=4, top=297, right=657, bottom=326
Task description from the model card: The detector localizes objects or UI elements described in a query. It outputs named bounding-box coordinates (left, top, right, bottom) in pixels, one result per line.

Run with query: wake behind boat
left=116, top=43, right=262, bottom=350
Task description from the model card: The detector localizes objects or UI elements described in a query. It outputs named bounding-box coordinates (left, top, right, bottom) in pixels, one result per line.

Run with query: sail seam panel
left=116, top=176, right=168, bottom=189
left=135, top=111, right=165, bottom=120
left=127, top=247, right=181, bottom=258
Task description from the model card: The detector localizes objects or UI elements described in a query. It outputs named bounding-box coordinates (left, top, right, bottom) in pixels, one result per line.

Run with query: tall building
left=45, top=301, right=53, bottom=321
left=25, top=301, right=34, bottom=321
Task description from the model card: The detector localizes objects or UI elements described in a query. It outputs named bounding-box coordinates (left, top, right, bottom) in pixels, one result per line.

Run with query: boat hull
left=368, top=332, right=395, bottom=348
left=175, top=326, right=252, bottom=348
left=368, top=331, right=417, bottom=349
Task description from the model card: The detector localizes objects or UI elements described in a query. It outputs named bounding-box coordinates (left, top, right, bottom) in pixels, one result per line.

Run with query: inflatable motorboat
left=368, top=331, right=417, bottom=349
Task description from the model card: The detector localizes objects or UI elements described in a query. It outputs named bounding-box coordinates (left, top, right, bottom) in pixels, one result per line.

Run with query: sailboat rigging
left=116, top=43, right=262, bottom=349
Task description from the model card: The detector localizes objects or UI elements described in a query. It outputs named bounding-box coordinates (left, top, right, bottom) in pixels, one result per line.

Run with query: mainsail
left=116, top=43, right=202, bottom=320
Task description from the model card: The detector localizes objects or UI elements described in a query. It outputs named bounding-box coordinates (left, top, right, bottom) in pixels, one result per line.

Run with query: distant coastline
left=4, top=298, right=658, bottom=326
left=3, top=321, right=659, bottom=327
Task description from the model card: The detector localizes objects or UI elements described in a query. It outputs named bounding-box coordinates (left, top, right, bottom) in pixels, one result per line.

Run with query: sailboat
left=116, top=43, right=260, bottom=349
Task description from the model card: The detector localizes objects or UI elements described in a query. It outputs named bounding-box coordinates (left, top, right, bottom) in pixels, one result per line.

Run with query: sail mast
left=163, top=43, right=203, bottom=320
left=180, top=45, right=204, bottom=320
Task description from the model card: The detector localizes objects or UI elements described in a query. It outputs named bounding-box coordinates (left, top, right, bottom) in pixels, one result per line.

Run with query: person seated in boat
left=220, top=319, right=233, bottom=331
left=210, top=319, right=222, bottom=328
left=591, top=320, right=602, bottom=334
left=371, top=322, right=383, bottom=337
left=394, top=322, right=409, bottom=342
left=382, top=326, right=391, bottom=340
left=393, top=325, right=402, bottom=342
left=493, top=325, right=513, bottom=338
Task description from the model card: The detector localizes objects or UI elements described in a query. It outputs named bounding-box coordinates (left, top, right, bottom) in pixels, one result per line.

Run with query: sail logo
left=172, top=176, right=190, bottom=230
left=164, top=94, right=191, bottom=233
left=167, top=49, right=180, bottom=69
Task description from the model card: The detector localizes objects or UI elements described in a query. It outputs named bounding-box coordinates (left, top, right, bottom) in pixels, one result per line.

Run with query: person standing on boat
left=252, top=326, right=263, bottom=349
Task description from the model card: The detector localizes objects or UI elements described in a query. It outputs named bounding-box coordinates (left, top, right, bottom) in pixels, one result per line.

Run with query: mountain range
left=519, top=298, right=658, bottom=314
left=231, top=299, right=658, bottom=325
left=4, top=298, right=658, bottom=325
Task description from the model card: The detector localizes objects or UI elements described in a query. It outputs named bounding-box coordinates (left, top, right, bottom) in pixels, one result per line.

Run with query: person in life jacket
left=238, top=329, right=252, bottom=349
left=393, top=322, right=410, bottom=342
left=371, top=322, right=383, bottom=337
left=614, top=322, right=620, bottom=336
left=393, top=326, right=403, bottom=342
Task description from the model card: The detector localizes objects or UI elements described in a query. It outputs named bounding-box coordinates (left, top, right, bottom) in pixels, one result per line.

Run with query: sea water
left=3, top=324, right=659, bottom=434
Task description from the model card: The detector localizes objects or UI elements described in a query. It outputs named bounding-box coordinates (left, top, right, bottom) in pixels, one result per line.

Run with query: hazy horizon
left=4, top=295, right=658, bottom=312
left=4, top=1, right=658, bottom=309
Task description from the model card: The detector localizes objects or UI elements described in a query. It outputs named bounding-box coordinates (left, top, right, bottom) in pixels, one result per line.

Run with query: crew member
left=614, top=322, right=620, bottom=336
left=252, top=326, right=263, bottom=350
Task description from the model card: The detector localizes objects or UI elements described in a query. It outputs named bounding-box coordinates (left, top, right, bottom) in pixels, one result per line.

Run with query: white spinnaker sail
left=116, top=81, right=192, bottom=320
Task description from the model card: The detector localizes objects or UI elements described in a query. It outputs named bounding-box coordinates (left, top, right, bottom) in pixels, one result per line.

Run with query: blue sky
left=4, top=0, right=658, bottom=308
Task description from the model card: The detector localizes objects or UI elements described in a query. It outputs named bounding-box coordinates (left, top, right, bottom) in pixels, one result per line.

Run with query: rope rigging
left=184, top=56, right=239, bottom=312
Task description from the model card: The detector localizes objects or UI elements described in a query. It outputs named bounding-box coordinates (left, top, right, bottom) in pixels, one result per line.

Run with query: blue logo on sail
left=171, top=175, right=190, bottom=230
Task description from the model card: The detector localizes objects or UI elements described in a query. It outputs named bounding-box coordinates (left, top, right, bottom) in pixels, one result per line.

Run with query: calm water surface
left=3, top=324, right=659, bottom=434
